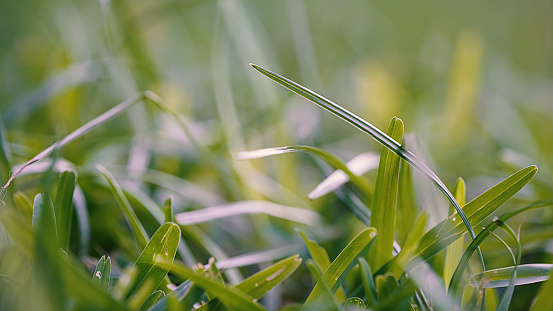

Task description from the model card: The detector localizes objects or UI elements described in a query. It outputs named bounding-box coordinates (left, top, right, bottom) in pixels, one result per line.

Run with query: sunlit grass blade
left=309, top=152, right=379, bottom=200
left=54, top=170, right=76, bottom=251
left=469, top=264, right=551, bottom=288
left=92, top=255, right=111, bottom=291
left=235, top=254, right=301, bottom=299
left=417, top=165, right=538, bottom=260
left=126, top=222, right=181, bottom=303
left=162, top=261, right=267, bottom=311
left=175, top=200, right=321, bottom=227
left=0, top=93, right=144, bottom=193
left=249, top=63, right=476, bottom=244
left=448, top=200, right=553, bottom=294
left=234, top=145, right=373, bottom=199
left=444, top=178, right=467, bottom=288
left=97, top=164, right=149, bottom=249
left=370, top=117, right=403, bottom=270
left=306, top=227, right=377, bottom=303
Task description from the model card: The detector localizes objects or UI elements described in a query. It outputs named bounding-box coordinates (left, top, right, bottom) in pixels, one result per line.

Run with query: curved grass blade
left=234, top=145, right=373, bottom=199
left=97, top=164, right=148, bottom=249
left=162, top=261, right=266, bottom=311
left=417, top=165, right=537, bottom=260
left=309, top=152, right=379, bottom=200
left=306, top=227, right=377, bottom=303
left=470, top=264, right=551, bottom=289
left=126, top=222, right=181, bottom=302
left=54, top=170, right=77, bottom=251
left=92, top=255, right=111, bottom=291
left=370, top=117, right=403, bottom=270
left=249, top=63, right=477, bottom=245
left=1, top=93, right=144, bottom=193
left=175, top=200, right=321, bottom=227
left=448, top=200, right=553, bottom=294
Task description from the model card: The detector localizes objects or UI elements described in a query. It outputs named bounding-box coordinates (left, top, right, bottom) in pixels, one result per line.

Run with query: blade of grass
left=32, top=193, right=64, bottom=311
left=97, top=164, right=148, bottom=249
left=306, top=227, right=377, bottom=303
left=444, top=178, right=467, bottom=288
left=494, top=220, right=521, bottom=311
left=138, top=290, right=165, bottom=311
left=126, top=222, right=181, bottom=302
left=358, top=258, right=377, bottom=307
left=249, top=63, right=477, bottom=246
left=417, top=165, right=537, bottom=260
left=54, top=170, right=76, bottom=251
left=235, top=254, right=302, bottom=300
left=305, top=260, right=344, bottom=311
left=216, top=244, right=302, bottom=269
left=396, top=149, right=417, bottom=245
left=448, top=200, right=553, bottom=294
left=299, top=230, right=347, bottom=302
left=1, top=93, right=144, bottom=194
left=176, top=200, right=321, bottom=227
left=369, top=117, right=403, bottom=270
left=148, top=280, right=194, bottom=311
left=470, top=264, right=551, bottom=288
left=92, top=255, right=111, bottom=292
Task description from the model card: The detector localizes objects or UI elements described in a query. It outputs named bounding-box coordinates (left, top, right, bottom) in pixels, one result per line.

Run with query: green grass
left=1, top=1, right=553, bottom=310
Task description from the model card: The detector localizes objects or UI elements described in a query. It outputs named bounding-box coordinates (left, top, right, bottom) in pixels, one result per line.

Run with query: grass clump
left=0, top=63, right=552, bottom=311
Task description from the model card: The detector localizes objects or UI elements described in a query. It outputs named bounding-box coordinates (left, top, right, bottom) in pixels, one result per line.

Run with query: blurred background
left=1, top=0, right=552, bottom=308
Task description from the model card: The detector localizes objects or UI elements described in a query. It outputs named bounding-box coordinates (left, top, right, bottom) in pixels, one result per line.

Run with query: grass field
left=1, top=0, right=553, bottom=310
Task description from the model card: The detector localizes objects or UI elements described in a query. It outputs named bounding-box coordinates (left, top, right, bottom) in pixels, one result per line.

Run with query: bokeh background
left=1, top=0, right=553, bottom=309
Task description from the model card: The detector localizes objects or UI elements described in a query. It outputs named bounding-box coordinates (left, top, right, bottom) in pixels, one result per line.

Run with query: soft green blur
left=1, top=0, right=552, bottom=310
